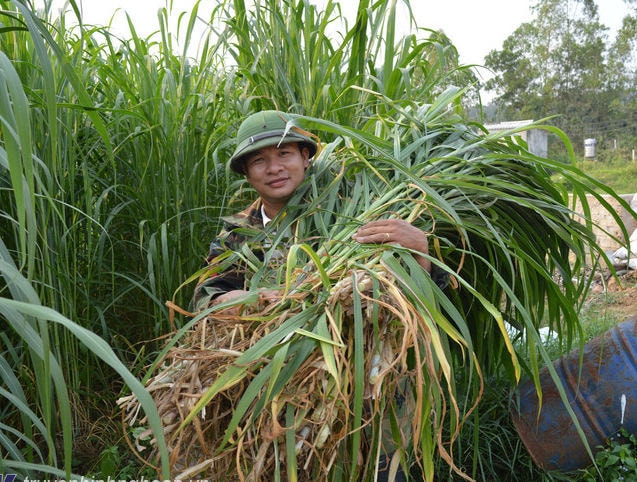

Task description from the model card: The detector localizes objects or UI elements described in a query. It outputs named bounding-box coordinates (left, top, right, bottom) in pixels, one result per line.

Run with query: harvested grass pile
left=119, top=264, right=471, bottom=481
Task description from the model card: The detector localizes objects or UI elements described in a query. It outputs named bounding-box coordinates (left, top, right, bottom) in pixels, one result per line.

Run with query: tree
left=605, top=4, right=637, bottom=151
left=483, top=0, right=637, bottom=156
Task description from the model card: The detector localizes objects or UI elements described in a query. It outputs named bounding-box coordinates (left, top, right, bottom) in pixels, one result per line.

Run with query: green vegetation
left=579, top=159, right=637, bottom=195
left=579, top=428, right=637, bottom=482
left=0, top=0, right=634, bottom=480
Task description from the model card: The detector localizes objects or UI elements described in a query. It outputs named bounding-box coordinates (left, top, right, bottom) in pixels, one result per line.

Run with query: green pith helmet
left=229, top=110, right=318, bottom=173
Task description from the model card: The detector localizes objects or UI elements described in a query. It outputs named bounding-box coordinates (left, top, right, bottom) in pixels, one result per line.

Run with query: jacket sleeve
left=190, top=236, right=247, bottom=313
left=190, top=201, right=265, bottom=313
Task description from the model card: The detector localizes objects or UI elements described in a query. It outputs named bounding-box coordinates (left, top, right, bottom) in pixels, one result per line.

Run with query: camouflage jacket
left=191, top=199, right=266, bottom=312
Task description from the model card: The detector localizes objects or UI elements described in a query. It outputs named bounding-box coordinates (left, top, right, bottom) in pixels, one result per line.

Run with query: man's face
left=244, top=142, right=310, bottom=214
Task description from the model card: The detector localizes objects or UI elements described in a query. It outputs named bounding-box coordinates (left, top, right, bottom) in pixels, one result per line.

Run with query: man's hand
left=211, top=288, right=284, bottom=315
left=352, top=219, right=431, bottom=272
left=211, top=289, right=250, bottom=315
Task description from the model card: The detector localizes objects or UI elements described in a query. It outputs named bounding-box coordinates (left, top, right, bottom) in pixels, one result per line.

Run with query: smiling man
left=191, top=110, right=318, bottom=312
left=191, top=109, right=442, bottom=481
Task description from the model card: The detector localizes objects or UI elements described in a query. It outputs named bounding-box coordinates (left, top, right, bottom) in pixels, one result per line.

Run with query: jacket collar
left=221, top=199, right=264, bottom=228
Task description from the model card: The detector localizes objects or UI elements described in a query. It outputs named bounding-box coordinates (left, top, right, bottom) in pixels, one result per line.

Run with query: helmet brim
left=229, top=130, right=318, bottom=173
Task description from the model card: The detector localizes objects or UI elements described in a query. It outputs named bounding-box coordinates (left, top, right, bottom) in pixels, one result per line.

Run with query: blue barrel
left=511, top=315, right=637, bottom=472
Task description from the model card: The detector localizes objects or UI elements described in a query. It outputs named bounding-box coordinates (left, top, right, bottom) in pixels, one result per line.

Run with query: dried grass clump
left=118, top=266, right=459, bottom=481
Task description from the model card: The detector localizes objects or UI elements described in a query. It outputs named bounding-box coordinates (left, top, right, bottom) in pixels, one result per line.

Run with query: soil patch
left=584, top=270, right=637, bottom=324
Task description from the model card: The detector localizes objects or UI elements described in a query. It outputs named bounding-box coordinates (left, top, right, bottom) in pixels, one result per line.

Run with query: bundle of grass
left=120, top=257, right=463, bottom=480
left=119, top=94, right=626, bottom=481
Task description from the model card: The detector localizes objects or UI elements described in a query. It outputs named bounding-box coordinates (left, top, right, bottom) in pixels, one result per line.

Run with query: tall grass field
left=0, top=0, right=635, bottom=480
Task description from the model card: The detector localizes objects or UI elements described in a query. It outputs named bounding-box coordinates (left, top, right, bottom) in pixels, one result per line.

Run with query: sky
left=49, top=0, right=632, bottom=78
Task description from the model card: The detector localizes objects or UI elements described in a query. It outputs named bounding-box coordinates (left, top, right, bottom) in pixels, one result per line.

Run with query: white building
left=484, top=120, right=548, bottom=158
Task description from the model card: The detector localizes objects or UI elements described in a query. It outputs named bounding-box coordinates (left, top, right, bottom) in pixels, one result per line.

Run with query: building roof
left=483, top=119, right=534, bottom=131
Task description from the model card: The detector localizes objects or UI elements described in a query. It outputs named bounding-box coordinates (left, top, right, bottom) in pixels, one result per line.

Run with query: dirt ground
left=583, top=269, right=637, bottom=323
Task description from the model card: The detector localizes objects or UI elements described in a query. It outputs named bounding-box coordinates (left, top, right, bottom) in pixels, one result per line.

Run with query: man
left=191, top=110, right=441, bottom=481
left=192, top=109, right=435, bottom=314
